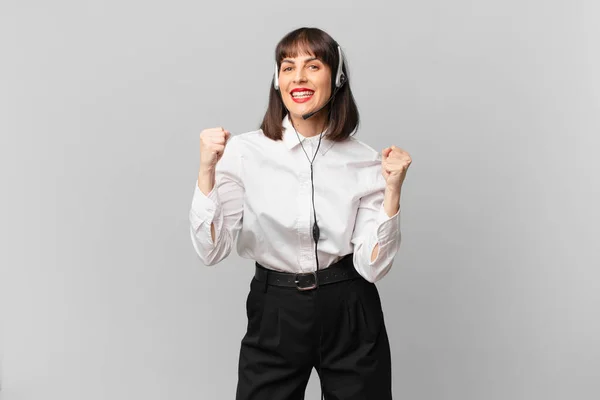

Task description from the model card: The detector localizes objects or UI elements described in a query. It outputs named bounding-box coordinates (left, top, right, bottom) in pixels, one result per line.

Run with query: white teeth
left=292, top=91, right=314, bottom=98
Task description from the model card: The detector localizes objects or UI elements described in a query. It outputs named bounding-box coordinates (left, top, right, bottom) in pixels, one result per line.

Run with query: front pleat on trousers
left=236, top=273, right=392, bottom=400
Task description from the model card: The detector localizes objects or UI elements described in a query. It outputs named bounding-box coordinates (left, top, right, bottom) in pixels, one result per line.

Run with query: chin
left=284, top=105, right=306, bottom=118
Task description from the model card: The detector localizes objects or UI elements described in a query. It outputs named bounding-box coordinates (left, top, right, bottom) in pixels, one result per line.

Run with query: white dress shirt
left=189, top=115, right=401, bottom=283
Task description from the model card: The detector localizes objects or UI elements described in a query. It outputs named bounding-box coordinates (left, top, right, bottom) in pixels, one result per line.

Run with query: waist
left=254, top=253, right=358, bottom=291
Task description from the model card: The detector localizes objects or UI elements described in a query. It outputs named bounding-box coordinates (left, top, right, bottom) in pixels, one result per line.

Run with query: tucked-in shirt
left=189, top=115, right=401, bottom=283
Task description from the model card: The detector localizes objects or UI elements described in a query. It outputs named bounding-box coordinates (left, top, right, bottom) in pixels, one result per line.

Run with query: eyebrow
left=281, top=57, right=319, bottom=65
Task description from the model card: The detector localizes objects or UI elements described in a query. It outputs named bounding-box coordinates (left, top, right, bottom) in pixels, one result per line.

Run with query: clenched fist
left=199, top=127, right=231, bottom=171
left=381, top=145, right=412, bottom=191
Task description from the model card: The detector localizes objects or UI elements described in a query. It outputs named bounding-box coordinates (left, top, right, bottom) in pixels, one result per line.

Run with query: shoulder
left=227, top=128, right=286, bottom=160
left=341, top=136, right=385, bottom=189
left=231, top=128, right=263, bottom=141
left=228, top=128, right=270, bottom=147
left=223, top=128, right=263, bottom=155
left=341, top=135, right=382, bottom=162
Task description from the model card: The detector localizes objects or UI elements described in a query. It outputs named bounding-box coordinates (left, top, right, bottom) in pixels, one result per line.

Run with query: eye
left=283, top=66, right=293, bottom=72
left=308, top=64, right=319, bottom=70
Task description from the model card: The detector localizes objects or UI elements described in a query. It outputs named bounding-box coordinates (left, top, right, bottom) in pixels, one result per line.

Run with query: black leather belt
left=254, top=253, right=358, bottom=291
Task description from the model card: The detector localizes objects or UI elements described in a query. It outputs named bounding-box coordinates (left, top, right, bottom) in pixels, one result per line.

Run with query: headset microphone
left=301, top=78, right=345, bottom=120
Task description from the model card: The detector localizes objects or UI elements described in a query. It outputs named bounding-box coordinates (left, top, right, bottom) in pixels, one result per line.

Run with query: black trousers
left=235, top=264, right=393, bottom=400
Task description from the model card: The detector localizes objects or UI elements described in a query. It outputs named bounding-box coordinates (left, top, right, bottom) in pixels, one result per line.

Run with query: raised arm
left=189, top=129, right=245, bottom=266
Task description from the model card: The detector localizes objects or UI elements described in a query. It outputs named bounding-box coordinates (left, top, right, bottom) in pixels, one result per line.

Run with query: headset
left=273, top=43, right=347, bottom=400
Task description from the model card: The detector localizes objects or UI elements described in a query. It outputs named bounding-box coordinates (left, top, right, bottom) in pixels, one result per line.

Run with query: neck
left=288, top=111, right=328, bottom=138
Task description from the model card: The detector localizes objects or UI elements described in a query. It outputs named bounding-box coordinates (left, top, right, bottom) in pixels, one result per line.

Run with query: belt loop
left=263, top=269, right=268, bottom=293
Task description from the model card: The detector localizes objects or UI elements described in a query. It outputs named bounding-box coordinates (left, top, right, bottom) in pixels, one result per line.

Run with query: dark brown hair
left=260, top=27, right=360, bottom=142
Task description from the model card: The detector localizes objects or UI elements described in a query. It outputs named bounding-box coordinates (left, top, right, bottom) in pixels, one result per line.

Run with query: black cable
left=289, top=117, right=325, bottom=400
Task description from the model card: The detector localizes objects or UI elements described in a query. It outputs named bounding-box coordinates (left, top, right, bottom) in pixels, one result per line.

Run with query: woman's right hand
left=199, top=127, right=231, bottom=172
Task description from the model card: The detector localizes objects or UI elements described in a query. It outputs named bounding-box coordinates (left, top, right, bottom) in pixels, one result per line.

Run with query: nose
left=293, top=68, right=307, bottom=83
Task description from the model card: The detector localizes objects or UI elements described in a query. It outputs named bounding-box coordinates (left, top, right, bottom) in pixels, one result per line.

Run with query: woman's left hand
left=381, top=145, right=412, bottom=190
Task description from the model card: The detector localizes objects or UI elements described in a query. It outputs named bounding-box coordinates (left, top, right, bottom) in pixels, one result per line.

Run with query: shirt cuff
left=190, top=180, right=223, bottom=239
left=375, top=203, right=400, bottom=247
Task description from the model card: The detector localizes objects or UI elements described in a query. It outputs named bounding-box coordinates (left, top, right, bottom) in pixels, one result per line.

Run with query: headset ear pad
left=273, top=62, right=279, bottom=90
left=339, top=73, right=347, bottom=88
left=335, top=45, right=347, bottom=88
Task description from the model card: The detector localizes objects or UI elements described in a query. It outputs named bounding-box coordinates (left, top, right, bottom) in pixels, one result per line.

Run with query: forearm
left=198, top=168, right=216, bottom=195
left=383, top=185, right=401, bottom=218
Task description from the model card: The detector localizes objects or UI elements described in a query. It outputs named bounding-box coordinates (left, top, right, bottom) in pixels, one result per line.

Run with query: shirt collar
left=281, top=115, right=335, bottom=156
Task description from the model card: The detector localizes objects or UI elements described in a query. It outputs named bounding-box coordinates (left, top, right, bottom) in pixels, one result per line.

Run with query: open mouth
left=291, top=90, right=314, bottom=98
left=290, top=89, right=315, bottom=103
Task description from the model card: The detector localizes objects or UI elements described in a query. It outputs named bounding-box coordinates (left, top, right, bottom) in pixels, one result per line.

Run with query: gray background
left=1, top=0, right=599, bottom=399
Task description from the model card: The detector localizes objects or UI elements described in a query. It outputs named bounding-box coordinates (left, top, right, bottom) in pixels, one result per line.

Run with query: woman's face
left=278, top=52, right=332, bottom=120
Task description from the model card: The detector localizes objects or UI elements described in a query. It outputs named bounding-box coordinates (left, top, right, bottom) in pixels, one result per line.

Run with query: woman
left=189, top=27, right=411, bottom=400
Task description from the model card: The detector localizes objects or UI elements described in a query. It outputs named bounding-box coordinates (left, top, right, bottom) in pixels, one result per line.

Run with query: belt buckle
left=294, top=271, right=318, bottom=291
